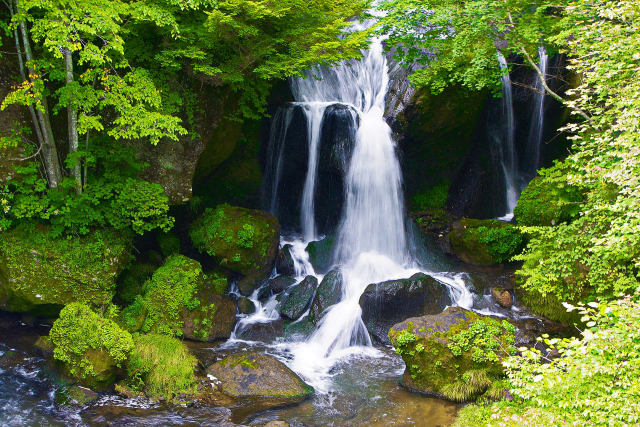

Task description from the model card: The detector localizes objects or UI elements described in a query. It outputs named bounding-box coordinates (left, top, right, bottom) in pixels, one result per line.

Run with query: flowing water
left=524, top=46, right=549, bottom=180
left=496, top=52, right=518, bottom=220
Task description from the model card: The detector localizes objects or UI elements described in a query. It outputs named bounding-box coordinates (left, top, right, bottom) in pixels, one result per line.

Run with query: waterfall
left=496, top=52, right=518, bottom=220
left=524, top=46, right=548, bottom=180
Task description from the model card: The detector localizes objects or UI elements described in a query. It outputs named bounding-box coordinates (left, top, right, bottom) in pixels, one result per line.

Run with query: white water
left=496, top=52, right=518, bottom=220
left=525, top=46, right=548, bottom=179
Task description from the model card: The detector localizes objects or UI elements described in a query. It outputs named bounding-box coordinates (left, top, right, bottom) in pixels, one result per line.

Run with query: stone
left=491, top=287, right=513, bottom=308
left=275, top=244, right=296, bottom=277
left=269, top=275, right=297, bottom=294
left=0, top=225, right=130, bottom=317
left=309, top=269, right=343, bottom=324
left=305, top=236, right=336, bottom=274
left=236, top=297, right=256, bottom=315
left=279, top=276, right=318, bottom=321
left=359, top=273, right=452, bottom=344
left=389, top=307, right=516, bottom=402
left=207, top=352, right=313, bottom=401
left=190, top=205, right=281, bottom=294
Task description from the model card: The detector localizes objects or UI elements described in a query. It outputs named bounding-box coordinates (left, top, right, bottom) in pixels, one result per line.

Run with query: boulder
left=0, top=225, right=130, bottom=317
left=269, top=275, right=297, bottom=294
left=49, top=303, right=134, bottom=391
left=309, top=269, right=343, bottom=324
left=388, top=307, right=516, bottom=402
left=359, top=273, right=452, bottom=344
left=279, top=276, right=318, bottom=321
left=275, top=244, right=296, bottom=277
left=305, top=236, right=336, bottom=274
left=121, top=255, right=236, bottom=341
left=190, top=205, right=280, bottom=294
left=491, top=287, right=513, bottom=309
left=514, top=176, right=582, bottom=226
left=207, top=352, right=313, bottom=402
left=447, top=218, right=524, bottom=265
left=236, top=297, right=256, bottom=315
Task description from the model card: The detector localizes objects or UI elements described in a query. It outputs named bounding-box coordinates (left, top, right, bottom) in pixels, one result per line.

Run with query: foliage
left=410, top=182, right=449, bottom=211
left=448, top=319, right=516, bottom=363
left=454, top=297, right=640, bottom=426
left=0, top=139, right=173, bottom=236
left=49, top=303, right=134, bottom=385
left=126, top=333, right=197, bottom=400
left=449, top=219, right=524, bottom=265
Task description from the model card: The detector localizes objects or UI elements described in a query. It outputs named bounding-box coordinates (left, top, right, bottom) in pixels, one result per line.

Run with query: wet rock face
left=275, top=244, right=296, bottom=277
left=389, top=307, right=516, bottom=403
left=359, top=273, right=452, bottom=344
left=305, top=235, right=336, bottom=274
left=309, top=269, right=343, bottom=324
left=491, top=287, right=513, bottom=308
left=236, top=297, right=256, bottom=315
left=207, top=352, right=313, bottom=401
left=269, top=275, right=297, bottom=295
left=279, top=276, right=318, bottom=321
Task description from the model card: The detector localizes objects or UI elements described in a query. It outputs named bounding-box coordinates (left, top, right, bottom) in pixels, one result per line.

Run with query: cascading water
left=524, top=46, right=549, bottom=180
left=497, top=51, right=518, bottom=220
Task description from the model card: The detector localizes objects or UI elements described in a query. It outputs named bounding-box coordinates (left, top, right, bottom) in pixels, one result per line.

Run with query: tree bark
left=64, top=47, right=81, bottom=191
left=15, top=0, right=63, bottom=187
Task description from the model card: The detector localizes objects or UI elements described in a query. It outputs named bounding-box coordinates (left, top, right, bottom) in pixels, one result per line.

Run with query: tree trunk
left=64, top=47, right=81, bottom=191
left=15, top=0, right=63, bottom=188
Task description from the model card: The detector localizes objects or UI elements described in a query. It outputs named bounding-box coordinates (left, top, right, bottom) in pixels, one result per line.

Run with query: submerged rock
left=447, top=218, right=524, bottom=265
left=388, top=307, right=516, bottom=402
left=359, top=273, right=452, bottom=344
left=0, top=225, right=130, bottom=317
left=275, top=244, right=296, bottom=277
left=309, top=269, right=343, bottom=324
left=207, top=352, right=313, bottom=401
left=279, top=276, right=318, bottom=321
left=121, top=255, right=236, bottom=341
left=190, top=205, right=280, bottom=292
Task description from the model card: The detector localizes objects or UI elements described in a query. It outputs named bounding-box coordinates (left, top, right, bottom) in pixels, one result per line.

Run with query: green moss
left=0, top=224, right=130, bottom=315
left=411, top=182, right=450, bottom=211
left=389, top=310, right=515, bottom=402
left=516, top=285, right=582, bottom=325
left=448, top=219, right=524, bottom=265
left=190, top=204, right=279, bottom=277
left=514, top=176, right=583, bottom=226
left=49, top=303, right=134, bottom=390
left=156, top=232, right=180, bottom=258
left=116, top=262, right=157, bottom=305
left=125, top=333, right=197, bottom=400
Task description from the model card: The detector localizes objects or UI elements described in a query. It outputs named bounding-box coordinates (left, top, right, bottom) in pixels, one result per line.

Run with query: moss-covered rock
left=515, top=285, right=582, bottom=325
left=305, top=235, right=336, bottom=274
left=190, top=205, right=280, bottom=283
left=49, top=303, right=134, bottom=390
left=156, top=231, right=181, bottom=258
left=514, top=176, right=582, bottom=226
left=388, top=307, right=516, bottom=402
left=308, top=269, right=342, bottom=324
left=279, top=276, right=318, bottom=321
left=122, top=255, right=235, bottom=341
left=448, top=219, right=524, bottom=265
left=0, top=225, right=130, bottom=316
left=115, top=261, right=158, bottom=306
left=125, top=333, right=197, bottom=401
left=207, top=352, right=313, bottom=401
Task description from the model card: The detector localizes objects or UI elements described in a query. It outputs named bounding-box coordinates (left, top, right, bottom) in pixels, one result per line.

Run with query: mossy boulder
left=305, top=235, right=336, bottom=274
left=124, top=333, right=197, bottom=401
left=0, top=225, right=130, bottom=316
left=190, top=204, right=280, bottom=282
left=207, top=352, right=313, bottom=401
left=49, top=303, right=134, bottom=391
left=515, top=285, right=582, bottom=325
left=115, top=261, right=158, bottom=305
left=308, top=269, right=343, bottom=324
left=448, top=219, right=524, bottom=265
left=279, top=276, right=318, bottom=321
left=122, top=255, right=235, bottom=341
left=514, top=176, right=582, bottom=226
left=359, top=273, right=452, bottom=344
left=388, top=307, right=516, bottom=402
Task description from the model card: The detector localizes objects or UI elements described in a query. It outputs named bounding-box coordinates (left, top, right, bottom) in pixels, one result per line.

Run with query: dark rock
left=279, top=276, right=318, bottom=321
left=359, top=273, right=452, bottom=344
left=207, top=352, right=313, bottom=402
left=182, top=293, right=236, bottom=342
left=305, top=236, right=336, bottom=274
left=233, top=320, right=284, bottom=343
left=309, top=269, right=342, bottom=324
left=275, top=244, right=296, bottom=276
left=269, top=275, right=297, bottom=294
left=55, top=384, right=99, bottom=406
left=236, top=297, right=256, bottom=315
left=491, top=287, right=513, bottom=308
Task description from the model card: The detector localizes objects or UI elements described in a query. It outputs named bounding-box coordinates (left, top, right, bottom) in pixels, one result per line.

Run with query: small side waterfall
left=525, top=46, right=549, bottom=180
left=496, top=52, right=518, bottom=219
